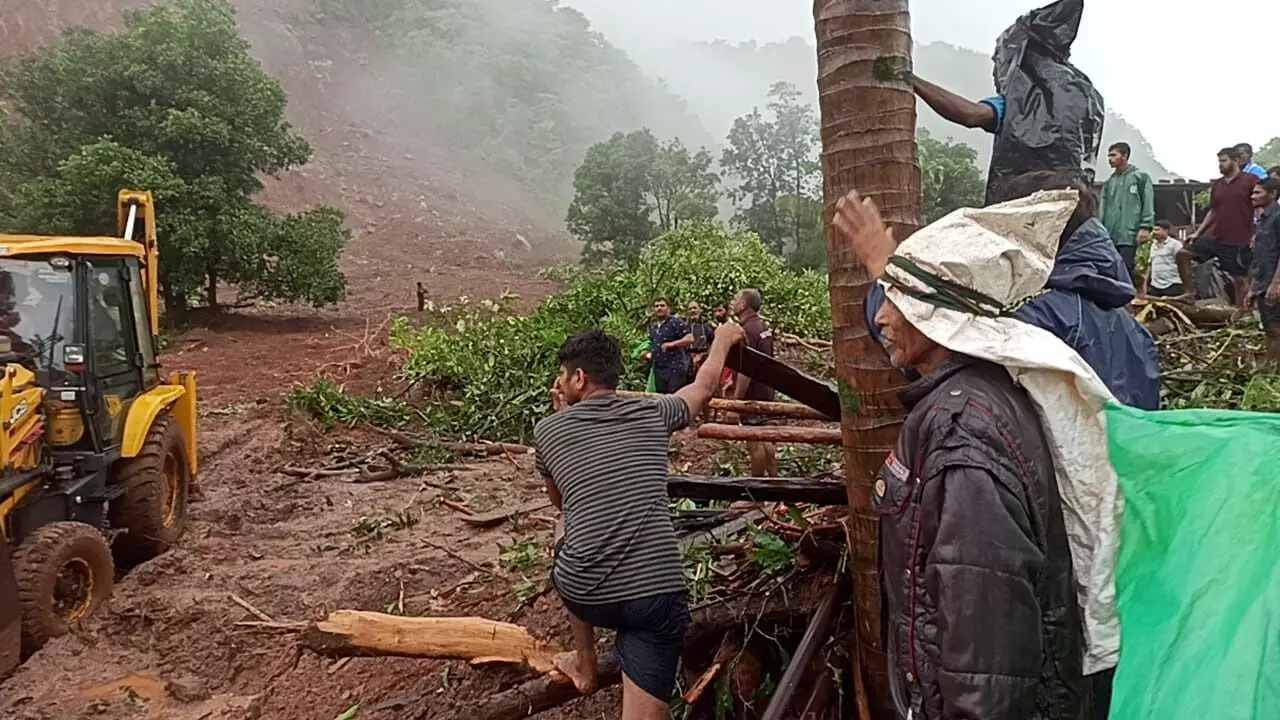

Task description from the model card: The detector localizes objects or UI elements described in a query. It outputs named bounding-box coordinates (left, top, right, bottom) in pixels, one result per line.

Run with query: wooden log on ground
left=303, top=611, right=561, bottom=673
left=617, top=391, right=835, bottom=421
left=697, top=423, right=843, bottom=445
left=668, top=476, right=847, bottom=506
left=441, top=574, right=834, bottom=720
left=461, top=652, right=622, bottom=720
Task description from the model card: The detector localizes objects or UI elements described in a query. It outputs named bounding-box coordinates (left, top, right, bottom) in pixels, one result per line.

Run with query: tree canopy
left=1256, top=137, right=1280, bottom=171
left=0, top=0, right=347, bottom=312
left=721, top=82, right=820, bottom=255
left=566, top=130, right=718, bottom=265
left=918, top=129, right=986, bottom=223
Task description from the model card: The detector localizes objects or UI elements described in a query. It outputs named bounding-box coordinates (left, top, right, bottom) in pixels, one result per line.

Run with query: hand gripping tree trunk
left=813, top=1, right=921, bottom=716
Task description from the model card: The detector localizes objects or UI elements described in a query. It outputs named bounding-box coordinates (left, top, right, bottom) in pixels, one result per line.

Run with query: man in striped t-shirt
left=536, top=322, right=745, bottom=716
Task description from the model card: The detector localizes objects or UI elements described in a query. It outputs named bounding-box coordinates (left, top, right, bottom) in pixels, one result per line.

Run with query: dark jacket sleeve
left=923, top=465, right=1044, bottom=720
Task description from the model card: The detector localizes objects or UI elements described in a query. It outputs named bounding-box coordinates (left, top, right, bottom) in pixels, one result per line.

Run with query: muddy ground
left=0, top=286, right=634, bottom=720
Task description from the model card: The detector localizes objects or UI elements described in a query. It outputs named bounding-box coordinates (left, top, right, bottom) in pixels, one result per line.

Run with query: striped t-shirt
left=534, top=394, right=690, bottom=605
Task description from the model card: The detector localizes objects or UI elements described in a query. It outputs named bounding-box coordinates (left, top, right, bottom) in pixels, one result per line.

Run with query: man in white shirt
left=1146, top=220, right=1185, bottom=298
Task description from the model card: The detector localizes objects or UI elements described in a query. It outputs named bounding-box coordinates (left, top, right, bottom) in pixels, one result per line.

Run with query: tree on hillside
left=814, top=0, right=921, bottom=713
left=1257, top=137, right=1280, bottom=170
left=649, top=139, right=720, bottom=233
left=0, top=0, right=348, bottom=312
left=566, top=130, right=719, bottom=264
left=722, top=82, right=821, bottom=254
left=317, top=0, right=712, bottom=209
left=918, top=129, right=986, bottom=223
left=567, top=130, right=659, bottom=265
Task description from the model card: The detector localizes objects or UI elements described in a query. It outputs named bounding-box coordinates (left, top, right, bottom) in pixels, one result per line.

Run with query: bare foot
left=554, top=650, right=599, bottom=695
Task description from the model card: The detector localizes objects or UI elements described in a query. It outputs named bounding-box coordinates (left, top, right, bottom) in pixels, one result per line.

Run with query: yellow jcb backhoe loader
left=0, top=191, right=198, bottom=676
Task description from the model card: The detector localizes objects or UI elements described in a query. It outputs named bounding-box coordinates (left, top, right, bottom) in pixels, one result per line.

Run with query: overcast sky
left=566, top=0, right=1277, bottom=179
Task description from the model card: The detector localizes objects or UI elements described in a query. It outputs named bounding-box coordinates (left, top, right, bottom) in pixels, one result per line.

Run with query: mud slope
left=0, top=0, right=573, bottom=312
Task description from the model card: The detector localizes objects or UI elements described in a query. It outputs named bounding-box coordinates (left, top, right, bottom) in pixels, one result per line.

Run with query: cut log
left=697, top=423, right=843, bottom=445
left=303, top=611, right=560, bottom=674
left=726, top=346, right=842, bottom=420
left=617, top=391, right=835, bottom=421
left=668, top=476, right=847, bottom=506
left=443, top=574, right=834, bottom=720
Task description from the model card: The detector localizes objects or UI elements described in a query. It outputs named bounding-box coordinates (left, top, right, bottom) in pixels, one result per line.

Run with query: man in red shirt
left=1178, top=147, right=1259, bottom=307
left=731, top=289, right=778, bottom=477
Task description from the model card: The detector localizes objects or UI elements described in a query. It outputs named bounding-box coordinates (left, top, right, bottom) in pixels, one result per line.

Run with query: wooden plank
left=726, top=345, right=842, bottom=421
left=697, top=423, right=843, bottom=445
left=617, top=391, right=835, bottom=421
left=667, top=476, right=847, bottom=506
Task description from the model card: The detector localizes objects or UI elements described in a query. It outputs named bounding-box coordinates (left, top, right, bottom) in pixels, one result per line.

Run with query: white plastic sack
left=882, top=190, right=1121, bottom=674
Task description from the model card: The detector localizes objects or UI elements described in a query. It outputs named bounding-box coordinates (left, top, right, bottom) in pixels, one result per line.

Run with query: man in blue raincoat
left=861, top=171, right=1161, bottom=411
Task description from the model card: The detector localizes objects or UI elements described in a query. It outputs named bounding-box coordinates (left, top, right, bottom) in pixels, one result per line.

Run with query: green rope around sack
left=884, top=256, right=1037, bottom=318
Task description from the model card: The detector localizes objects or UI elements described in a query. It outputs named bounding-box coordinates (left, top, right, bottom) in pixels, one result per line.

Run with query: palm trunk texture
left=814, top=1, right=921, bottom=715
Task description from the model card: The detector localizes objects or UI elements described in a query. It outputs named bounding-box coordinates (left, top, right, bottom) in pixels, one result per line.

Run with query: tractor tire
left=109, top=412, right=190, bottom=566
left=11, top=522, right=114, bottom=655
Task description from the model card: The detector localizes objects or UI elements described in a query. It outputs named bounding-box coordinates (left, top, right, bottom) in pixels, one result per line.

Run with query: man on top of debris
left=864, top=171, right=1161, bottom=411
left=835, top=190, right=1085, bottom=720
left=537, top=322, right=744, bottom=718
left=1251, top=176, right=1280, bottom=361
left=1179, top=147, right=1259, bottom=307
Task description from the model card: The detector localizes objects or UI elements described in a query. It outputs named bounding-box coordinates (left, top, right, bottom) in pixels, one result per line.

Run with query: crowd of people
left=641, top=290, right=779, bottom=477
left=1097, top=141, right=1280, bottom=359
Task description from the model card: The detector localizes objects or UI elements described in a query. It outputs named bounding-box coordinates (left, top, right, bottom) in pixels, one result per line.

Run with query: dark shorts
left=655, top=367, right=689, bottom=395
left=1148, top=282, right=1185, bottom=298
left=558, top=591, right=690, bottom=701
left=1116, top=245, right=1137, bottom=275
left=1191, top=237, right=1252, bottom=277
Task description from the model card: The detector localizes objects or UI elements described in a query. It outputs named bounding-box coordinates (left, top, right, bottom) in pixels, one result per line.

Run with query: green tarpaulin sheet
left=1107, top=403, right=1280, bottom=720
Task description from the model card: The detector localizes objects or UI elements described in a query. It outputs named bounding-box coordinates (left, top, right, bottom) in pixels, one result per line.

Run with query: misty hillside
left=642, top=37, right=1172, bottom=180
left=313, top=0, right=712, bottom=209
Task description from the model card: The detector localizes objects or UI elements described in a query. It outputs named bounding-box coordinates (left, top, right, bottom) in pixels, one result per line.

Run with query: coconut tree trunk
left=813, top=1, right=920, bottom=716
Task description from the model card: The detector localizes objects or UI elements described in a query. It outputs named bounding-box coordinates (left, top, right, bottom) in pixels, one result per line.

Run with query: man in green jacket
left=1100, top=141, right=1155, bottom=287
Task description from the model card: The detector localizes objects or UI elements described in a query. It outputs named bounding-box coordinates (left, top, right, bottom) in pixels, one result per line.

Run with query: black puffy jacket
left=873, top=354, right=1085, bottom=720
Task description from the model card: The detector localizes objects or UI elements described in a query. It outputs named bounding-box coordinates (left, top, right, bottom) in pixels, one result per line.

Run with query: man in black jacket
left=836, top=192, right=1086, bottom=720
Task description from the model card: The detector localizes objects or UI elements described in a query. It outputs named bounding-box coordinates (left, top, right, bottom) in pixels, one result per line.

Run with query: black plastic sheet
left=987, top=0, right=1105, bottom=204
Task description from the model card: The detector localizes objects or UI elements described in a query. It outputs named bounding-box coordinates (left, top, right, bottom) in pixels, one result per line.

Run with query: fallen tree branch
left=697, top=424, right=843, bottom=446
left=303, top=611, right=559, bottom=673
left=456, top=652, right=622, bottom=720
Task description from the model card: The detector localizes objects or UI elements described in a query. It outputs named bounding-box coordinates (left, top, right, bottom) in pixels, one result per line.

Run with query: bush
left=389, top=222, right=830, bottom=441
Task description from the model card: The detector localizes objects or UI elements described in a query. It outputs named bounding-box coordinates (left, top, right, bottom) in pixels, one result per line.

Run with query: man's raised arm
left=913, top=75, right=999, bottom=133
left=676, top=322, right=745, bottom=416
